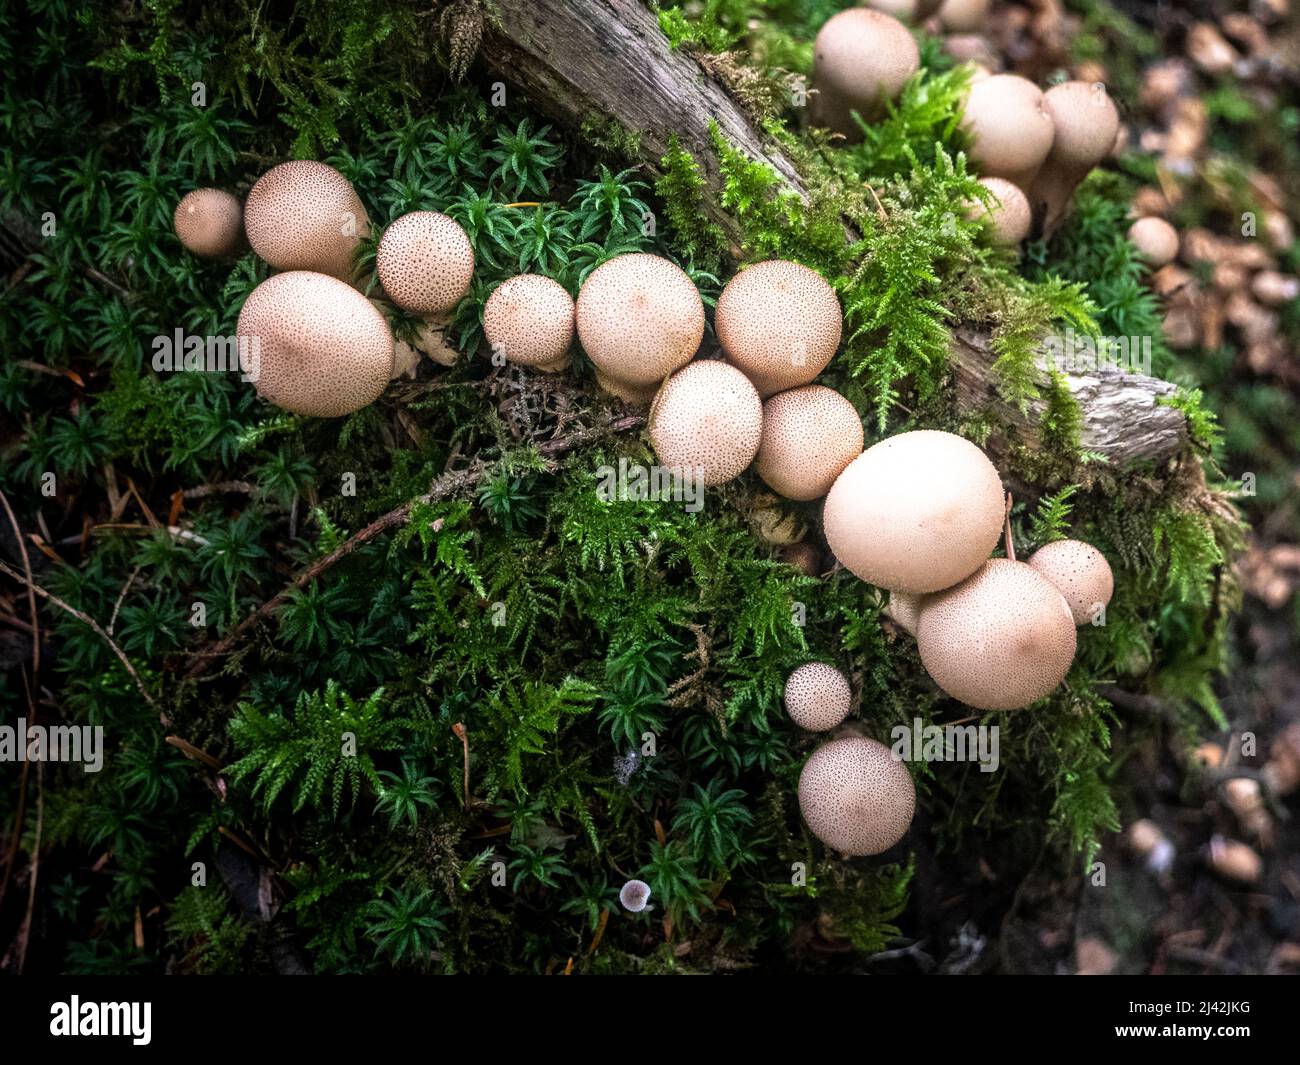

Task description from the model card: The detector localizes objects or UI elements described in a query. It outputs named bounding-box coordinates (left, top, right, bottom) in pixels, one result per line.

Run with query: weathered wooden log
left=478, top=0, right=1189, bottom=469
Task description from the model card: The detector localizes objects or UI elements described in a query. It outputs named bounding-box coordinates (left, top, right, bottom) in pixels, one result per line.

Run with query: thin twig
left=1002, top=492, right=1016, bottom=563
left=0, top=488, right=40, bottom=674
left=181, top=480, right=256, bottom=499
left=108, top=564, right=142, bottom=636
left=185, top=411, right=644, bottom=679
left=453, top=722, right=471, bottom=808
left=164, top=735, right=223, bottom=772
left=0, top=559, right=159, bottom=711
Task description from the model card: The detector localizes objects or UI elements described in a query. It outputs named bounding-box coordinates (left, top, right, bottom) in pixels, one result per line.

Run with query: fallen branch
left=184, top=411, right=646, bottom=679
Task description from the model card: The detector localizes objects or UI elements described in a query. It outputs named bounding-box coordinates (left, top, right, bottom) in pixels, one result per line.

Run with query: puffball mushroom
left=173, top=188, right=245, bottom=259
left=866, top=0, right=944, bottom=23
left=1127, top=216, right=1180, bottom=268
left=885, top=591, right=923, bottom=636
left=619, top=879, right=652, bottom=912
left=962, top=75, right=1055, bottom=189
left=1027, top=81, right=1121, bottom=234
left=243, top=160, right=370, bottom=280
left=823, top=430, right=1005, bottom=594
left=715, top=260, right=843, bottom=396
left=938, top=0, right=990, bottom=33
left=784, top=662, right=852, bottom=732
left=1027, top=539, right=1114, bottom=626
left=376, top=211, right=475, bottom=318
left=649, top=361, right=762, bottom=486
left=798, top=736, right=916, bottom=856
left=970, top=177, right=1031, bottom=246
left=236, top=271, right=395, bottom=417
left=755, top=385, right=863, bottom=501
left=483, top=274, right=574, bottom=371
left=810, top=9, right=920, bottom=141
left=915, top=558, right=1078, bottom=710
left=576, top=253, right=704, bottom=390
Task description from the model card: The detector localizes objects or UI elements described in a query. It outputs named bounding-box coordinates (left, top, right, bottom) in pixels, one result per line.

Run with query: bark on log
left=478, top=0, right=1189, bottom=469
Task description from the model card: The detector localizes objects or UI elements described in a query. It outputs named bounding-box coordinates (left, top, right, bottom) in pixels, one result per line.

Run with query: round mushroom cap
left=716, top=260, right=843, bottom=396
left=866, top=0, right=945, bottom=22
left=377, top=211, right=475, bottom=317
left=1042, top=81, right=1121, bottom=171
left=649, top=361, right=762, bottom=486
left=939, top=0, right=990, bottom=33
left=916, top=558, right=1078, bottom=710
left=619, top=879, right=652, bottom=913
left=576, top=253, right=705, bottom=388
left=236, top=271, right=394, bottom=418
left=971, top=177, right=1031, bottom=246
left=1127, top=216, right=1180, bottom=267
left=483, top=274, right=574, bottom=367
left=812, top=9, right=920, bottom=133
left=173, top=188, right=245, bottom=258
left=243, top=160, right=370, bottom=280
left=1027, top=539, right=1114, bottom=625
left=963, top=75, right=1055, bottom=184
left=823, top=430, right=1005, bottom=594
left=755, top=385, right=864, bottom=501
left=784, top=662, right=853, bottom=731
left=798, top=736, right=916, bottom=856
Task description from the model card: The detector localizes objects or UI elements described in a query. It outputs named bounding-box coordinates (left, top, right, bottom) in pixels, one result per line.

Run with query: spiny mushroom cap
left=243, top=160, right=369, bottom=280
left=938, top=0, right=990, bottom=33
left=1127, top=216, right=1180, bottom=267
left=619, top=879, right=652, bottom=912
left=716, top=260, right=843, bottom=396
left=1027, top=538, right=1114, bottom=625
left=1041, top=81, right=1121, bottom=171
left=483, top=273, right=574, bottom=367
left=972, top=177, right=1031, bottom=246
left=784, top=662, right=853, bottom=732
left=798, top=736, right=916, bottom=856
left=916, top=558, right=1077, bottom=710
left=575, top=253, right=705, bottom=388
left=376, top=211, right=474, bottom=317
left=236, top=271, right=394, bottom=418
left=963, top=75, right=1055, bottom=183
left=755, top=385, right=864, bottom=501
left=813, top=9, right=920, bottom=108
left=649, top=361, right=762, bottom=487
left=822, top=430, right=1005, bottom=594
left=173, top=188, right=244, bottom=258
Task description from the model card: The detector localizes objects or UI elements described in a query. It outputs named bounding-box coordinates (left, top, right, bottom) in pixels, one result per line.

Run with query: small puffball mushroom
left=1128, top=216, right=1180, bottom=267
left=938, top=0, right=990, bottom=33
left=784, top=662, right=852, bottom=732
left=866, top=0, right=944, bottom=23
left=823, top=430, right=1005, bottom=594
left=619, top=879, right=652, bottom=913
left=1027, top=81, right=1121, bottom=234
left=885, top=591, right=923, bottom=636
left=576, top=253, right=704, bottom=390
left=811, top=9, right=920, bottom=140
left=1126, top=818, right=1175, bottom=875
left=1207, top=836, right=1262, bottom=885
left=1027, top=539, right=1114, bottom=626
left=754, top=385, right=863, bottom=501
left=173, top=189, right=245, bottom=259
left=377, top=211, right=475, bottom=318
left=243, top=160, right=370, bottom=280
left=483, top=274, right=574, bottom=370
left=236, top=271, right=394, bottom=417
left=970, top=177, right=1031, bottom=246
left=777, top=541, right=822, bottom=576
left=798, top=736, right=916, bottom=856
left=716, top=260, right=843, bottom=396
left=962, top=75, right=1055, bottom=189
left=915, top=558, right=1078, bottom=710
left=649, top=361, right=762, bottom=486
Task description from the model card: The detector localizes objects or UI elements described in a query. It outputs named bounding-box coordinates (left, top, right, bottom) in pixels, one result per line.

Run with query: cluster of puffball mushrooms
left=812, top=3, right=1179, bottom=258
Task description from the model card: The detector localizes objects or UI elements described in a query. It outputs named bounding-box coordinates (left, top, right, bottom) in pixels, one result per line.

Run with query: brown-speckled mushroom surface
left=576, top=253, right=704, bottom=389
left=717, top=261, right=843, bottom=396
left=811, top=9, right=920, bottom=138
left=377, top=211, right=475, bottom=317
left=798, top=736, right=916, bottom=856
left=243, top=160, right=370, bottom=280
left=174, top=188, right=245, bottom=259
left=649, top=361, right=762, bottom=486
left=784, top=662, right=853, bottom=731
left=236, top=270, right=394, bottom=418
left=1027, top=539, right=1114, bottom=625
left=916, top=558, right=1077, bottom=709
left=483, top=274, right=574, bottom=368
left=755, top=385, right=863, bottom=500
